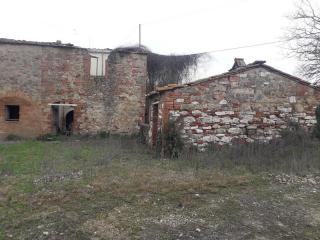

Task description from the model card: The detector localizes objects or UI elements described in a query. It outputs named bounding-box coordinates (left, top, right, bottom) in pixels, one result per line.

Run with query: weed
left=0, top=137, right=319, bottom=239
left=313, top=105, right=320, bottom=139
left=36, top=133, right=58, bottom=141
left=98, top=131, right=109, bottom=139
left=5, top=134, right=22, bottom=141
left=173, top=124, right=320, bottom=174
left=0, top=141, right=46, bottom=176
left=157, top=120, right=184, bottom=158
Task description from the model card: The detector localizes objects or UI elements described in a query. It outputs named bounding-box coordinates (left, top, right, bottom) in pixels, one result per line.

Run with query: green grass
left=0, top=230, right=4, bottom=240
left=0, top=137, right=319, bottom=239
left=0, top=141, right=46, bottom=175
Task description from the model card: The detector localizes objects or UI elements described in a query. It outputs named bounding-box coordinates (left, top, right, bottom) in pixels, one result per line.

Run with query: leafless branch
left=286, top=0, right=320, bottom=84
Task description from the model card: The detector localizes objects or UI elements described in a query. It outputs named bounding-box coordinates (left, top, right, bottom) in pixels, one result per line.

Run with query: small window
left=90, top=54, right=106, bottom=77
left=90, top=56, right=99, bottom=76
left=5, top=105, right=20, bottom=121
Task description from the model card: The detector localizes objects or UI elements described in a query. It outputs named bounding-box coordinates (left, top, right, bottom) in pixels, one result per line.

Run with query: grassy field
left=0, top=136, right=320, bottom=239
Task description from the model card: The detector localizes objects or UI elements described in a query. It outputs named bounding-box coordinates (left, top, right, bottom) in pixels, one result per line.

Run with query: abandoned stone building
left=147, top=59, right=320, bottom=149
left=0, top=38, right=319, bottom=147
left=0, top=38, right=147, bottom=139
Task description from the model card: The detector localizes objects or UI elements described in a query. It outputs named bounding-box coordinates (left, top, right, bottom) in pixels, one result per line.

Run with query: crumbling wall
left=0, top=43, right=148, bottom=138
left=40, top=46, right=91, bottom=134
left=104, top=51, right=147, bottom=134
left=0, top=44, right=46, bottom=138
left=85, top=51, right=148, bottom=135
left=155, top=67, right=320, bottom=150
left=0, top=44, right=91, bottom=138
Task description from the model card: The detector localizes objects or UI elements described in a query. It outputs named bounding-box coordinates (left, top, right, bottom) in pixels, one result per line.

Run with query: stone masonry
left=0, top=39, right=147, bottom=139
left=149, top=60, right=320, bottom=150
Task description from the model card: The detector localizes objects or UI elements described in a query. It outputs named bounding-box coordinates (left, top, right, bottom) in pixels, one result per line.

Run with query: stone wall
left=0, top=43, right=147, bottom=138
left=0, top=44, right=89, bottom=138
left=84, top=51, right=147, bottom=135
left=105, top=51, right=147, bottom=134
left=154, top=66, right=320, bottom=150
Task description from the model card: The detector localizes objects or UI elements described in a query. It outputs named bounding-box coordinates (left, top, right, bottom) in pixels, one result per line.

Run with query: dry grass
left=177, top=127, right=320, bottom=174
left=0, top=136, right=319, bottom=239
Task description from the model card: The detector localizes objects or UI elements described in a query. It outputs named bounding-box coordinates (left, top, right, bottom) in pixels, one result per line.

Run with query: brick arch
left=0, top=91, right=38, bottom=105
left=0, top=91, right=44, bottom=138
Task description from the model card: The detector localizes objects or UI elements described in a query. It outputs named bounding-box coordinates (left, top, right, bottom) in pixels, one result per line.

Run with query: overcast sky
left=1, top=0, right=318, bottom=80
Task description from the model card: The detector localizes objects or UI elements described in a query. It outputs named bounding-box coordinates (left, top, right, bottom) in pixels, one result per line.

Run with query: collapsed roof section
left=0, top=38, right=78, bottom=48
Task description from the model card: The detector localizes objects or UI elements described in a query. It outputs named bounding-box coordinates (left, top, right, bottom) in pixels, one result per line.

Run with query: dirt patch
left=83, top=219, right=129, bottom=240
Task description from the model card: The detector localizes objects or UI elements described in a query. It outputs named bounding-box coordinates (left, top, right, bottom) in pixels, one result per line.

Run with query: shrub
left=178, top=123, right=320, bottom=173
left=138, top=124, right=149, bottom=144
left=99, top=131, right=109, bottom=139
left=281, top=121, right=309, bottom=145
left=158, top=120, right=184, bottom=158
left=5, top=134, right=22, bottom=141
left=313, top=105, right=320, bottom=139
left=36, top=133, right=58, bottom=141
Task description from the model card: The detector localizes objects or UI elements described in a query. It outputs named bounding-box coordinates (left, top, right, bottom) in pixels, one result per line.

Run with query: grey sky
left=1, top=0, right=318, bottom=80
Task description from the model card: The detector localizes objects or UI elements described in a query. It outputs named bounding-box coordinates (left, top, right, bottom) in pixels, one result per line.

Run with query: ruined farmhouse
left=0, top=38, right=147, bottom=139
left=0, top=38, right=319, bottom=148
left=147, top=59, right=320, bottom=149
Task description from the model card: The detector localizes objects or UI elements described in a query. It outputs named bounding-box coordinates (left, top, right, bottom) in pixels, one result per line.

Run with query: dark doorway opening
left=65, top=110, right=74, bottom=136
left=51, top=103, right=75, bottom=135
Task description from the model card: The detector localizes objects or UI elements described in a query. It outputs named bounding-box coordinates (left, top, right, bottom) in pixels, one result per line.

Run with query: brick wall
left=83, top=51, right=147, bottom=135
left=0, top=44, right=90, bottom=138
left=0, top=43, right=147, bottom=138
left=104, top=51, right=147, bottom=134
left=153, top=67, right=320, bottom=150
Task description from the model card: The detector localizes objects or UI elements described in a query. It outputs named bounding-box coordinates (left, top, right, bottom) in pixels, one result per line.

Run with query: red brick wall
left=0, top=91, right=43, bottom=138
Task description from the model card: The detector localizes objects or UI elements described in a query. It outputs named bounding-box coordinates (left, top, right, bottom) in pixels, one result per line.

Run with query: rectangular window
left=5, top=105, right=20, bottom=121
left=89, top=53, right=107, bottom=77
left=90, top=56, right=99, bottom=76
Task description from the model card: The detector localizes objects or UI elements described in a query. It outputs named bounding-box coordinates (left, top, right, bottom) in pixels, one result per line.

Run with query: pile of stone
left=33, top=170, right=83, bottom=185
left=274, top=174, right=320, bottom=185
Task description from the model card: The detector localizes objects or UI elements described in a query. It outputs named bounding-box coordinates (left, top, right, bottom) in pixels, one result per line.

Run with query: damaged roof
left=87, top=48, right=112, bottom=53
left=0, top=38, right=79, bottom=48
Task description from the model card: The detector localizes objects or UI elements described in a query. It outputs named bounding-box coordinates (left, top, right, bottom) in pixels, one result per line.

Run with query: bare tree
left=286, top=0, right=320, bottom=84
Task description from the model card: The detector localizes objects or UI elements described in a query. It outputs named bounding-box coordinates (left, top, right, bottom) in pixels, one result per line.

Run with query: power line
left=148, top=40, right=288, bottom=56
left=197, top=40, right=288, bottom=55
left=137, top=23, right=288, bottom=55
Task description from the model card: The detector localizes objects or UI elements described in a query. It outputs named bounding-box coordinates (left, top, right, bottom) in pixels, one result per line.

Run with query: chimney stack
left=229, top=58, right=246, bottom=71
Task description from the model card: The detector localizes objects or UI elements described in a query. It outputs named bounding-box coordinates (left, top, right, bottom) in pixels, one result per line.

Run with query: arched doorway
left=49, top=103, right=76, bottom=135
